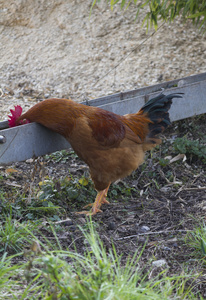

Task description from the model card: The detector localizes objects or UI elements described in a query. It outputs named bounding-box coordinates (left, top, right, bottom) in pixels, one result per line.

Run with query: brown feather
left=13, top=93, right=182, bottom=215
left=17, top=96, right=172, bottom=192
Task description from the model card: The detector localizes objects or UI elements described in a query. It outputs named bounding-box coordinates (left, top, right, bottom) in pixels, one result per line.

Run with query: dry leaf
left=39, top=179, right=50, bottom=187
left=5, top=168, right=18, bottom=174
left=164, top=154, right=186, bottom=164
left=79, top=177, right=89, bottom=186
left=30, top=240, right=42, bottom=254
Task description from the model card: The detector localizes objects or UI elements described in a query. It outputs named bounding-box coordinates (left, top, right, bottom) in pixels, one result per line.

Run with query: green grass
left=0, top=221, right=197, bottom=299
left=0, top=252, right=22, bottom=298
left=0, top=212, right=38, bottom=254
left=0, top=185, right=204, bottom=299
left=185, top=221, right=206, bottom=259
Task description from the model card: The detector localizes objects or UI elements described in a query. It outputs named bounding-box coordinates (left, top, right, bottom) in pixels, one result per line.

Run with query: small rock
left=140, top=225, right=150, bottom=233
left=160, top=186, right=171, bottom=193
left=152, top=259, right=168, bottom=268
left=163, top=246, right=171, bottom=251
left=26, top=158, right=34, bottom=164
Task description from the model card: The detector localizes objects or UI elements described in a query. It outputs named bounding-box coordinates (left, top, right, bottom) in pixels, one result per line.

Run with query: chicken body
left=17, top=94, right=182, bottom=215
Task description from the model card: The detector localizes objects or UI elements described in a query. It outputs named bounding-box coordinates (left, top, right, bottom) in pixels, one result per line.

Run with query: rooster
left=8, top=93, right=182, bottom=215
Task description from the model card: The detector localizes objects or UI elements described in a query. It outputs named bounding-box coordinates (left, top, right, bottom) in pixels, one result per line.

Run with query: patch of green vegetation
left=30, top=174, right=137, bottom=217
left=45, top=149, right=78, bottom=163
left=0, top=212, right=37, bottom=254
left=109, top=181, right=137, bottom=199
left=173, top=137, right=206, bottom=164
left=0, top=173, right=97, bottom=221
left=0, top=252, right=21, bottom=297
left=0, top=188, right=29, bottom=218
left=0, top=221, right=197, bottom=299
left=35, top=175, right=96, bottom=214
left=158, top=157, right=170, bottom=167
left=185, top=221, right=206, bottom=259
left=0, top=182, right=57, bottom=221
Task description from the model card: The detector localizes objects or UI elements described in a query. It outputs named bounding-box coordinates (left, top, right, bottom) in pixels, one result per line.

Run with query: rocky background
left=0, top=0, right=205, bottom=120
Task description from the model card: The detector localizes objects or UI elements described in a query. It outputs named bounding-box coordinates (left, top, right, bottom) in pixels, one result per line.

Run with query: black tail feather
left=141, top=93, right=183, bottom=140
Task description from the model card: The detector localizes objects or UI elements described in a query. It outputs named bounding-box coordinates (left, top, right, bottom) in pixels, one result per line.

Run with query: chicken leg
left=77, top=184, right=110, bottom=216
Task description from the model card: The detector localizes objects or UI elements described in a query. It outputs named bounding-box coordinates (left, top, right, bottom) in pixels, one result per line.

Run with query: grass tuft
left=1, top=220, right=195, bottom=299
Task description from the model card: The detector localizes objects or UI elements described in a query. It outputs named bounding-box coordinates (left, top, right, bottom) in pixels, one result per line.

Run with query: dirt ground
left=0, top=0, right=206, bottom=120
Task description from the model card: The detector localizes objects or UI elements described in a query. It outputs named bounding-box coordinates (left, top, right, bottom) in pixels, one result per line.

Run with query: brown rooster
left=8, top=93, right=182, bottom=215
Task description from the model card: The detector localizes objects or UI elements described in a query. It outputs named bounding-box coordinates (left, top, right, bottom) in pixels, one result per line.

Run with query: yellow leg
left=76, top=184, right=110, bottom=216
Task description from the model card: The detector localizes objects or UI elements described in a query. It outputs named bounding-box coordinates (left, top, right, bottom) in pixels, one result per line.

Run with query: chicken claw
left=76, top=184, right=110, bottom=216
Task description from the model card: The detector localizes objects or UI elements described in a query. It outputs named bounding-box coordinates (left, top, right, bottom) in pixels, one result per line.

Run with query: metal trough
left=1, top=72, right=206, bottom=165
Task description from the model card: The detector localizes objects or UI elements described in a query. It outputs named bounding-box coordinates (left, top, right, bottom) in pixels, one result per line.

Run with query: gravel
left=0, top=0, right=205, bottom=120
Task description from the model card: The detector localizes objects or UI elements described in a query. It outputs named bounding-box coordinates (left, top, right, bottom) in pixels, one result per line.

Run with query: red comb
left=8, top=105, right=30, bottom=127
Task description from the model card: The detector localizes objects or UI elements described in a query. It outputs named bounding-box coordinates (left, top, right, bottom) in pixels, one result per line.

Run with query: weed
left=14, top=221, right=196, bottom=299
left=45, top=149, right=78, bottom=163
left=0, top=212, right=37, bottom=254
left=109, top=181, right=136, bottom=199
left=172, top=137, right=206, bottom=164
left=158, top=157, right=170, bottom=167
left=0, top=252, right=22, bottom=298
left=37, top=175, right=96, bottom=212
left=185, top=221, right=206, bottom=259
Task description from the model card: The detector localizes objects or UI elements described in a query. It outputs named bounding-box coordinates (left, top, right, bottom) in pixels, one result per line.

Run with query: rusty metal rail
left=0, top=72, right=206, bottom=165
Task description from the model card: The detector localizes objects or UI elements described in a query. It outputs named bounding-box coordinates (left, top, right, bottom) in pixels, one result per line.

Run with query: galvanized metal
left=97, top=79, right=206, bottom=122
left=0, top=120, right=9, bottom=130
left=0, top=123, right=70, bottom=165
left=0, top=72, right=206, bottom=165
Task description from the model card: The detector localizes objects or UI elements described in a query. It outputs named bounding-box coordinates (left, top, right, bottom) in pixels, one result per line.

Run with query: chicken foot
left=77, top=184, right=110, bottom=216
